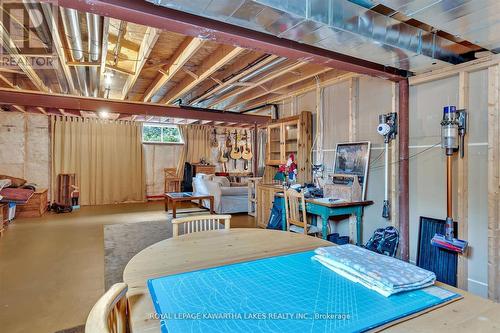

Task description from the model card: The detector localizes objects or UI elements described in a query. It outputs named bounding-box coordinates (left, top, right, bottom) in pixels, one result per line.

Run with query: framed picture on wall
left=333, top=141, right=371, bottom=200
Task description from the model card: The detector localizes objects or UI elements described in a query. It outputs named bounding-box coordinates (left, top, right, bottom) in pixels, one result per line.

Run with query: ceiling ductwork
left=359, top=0, right=500, bottom=53
left=61, top=8, right=90, bottom=96
left=148, top=0, right=468, bottom=72
left=86, top=13, right=102, bottom=97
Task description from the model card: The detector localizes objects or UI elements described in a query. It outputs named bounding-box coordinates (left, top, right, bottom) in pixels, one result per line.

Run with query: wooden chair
left=164, top=168, right=181, bottom=193
left=172, top=214, right=231, bottom=238
left=85, top=283, right=128, bottom=333
left=284, top=188, right=320, bottom=236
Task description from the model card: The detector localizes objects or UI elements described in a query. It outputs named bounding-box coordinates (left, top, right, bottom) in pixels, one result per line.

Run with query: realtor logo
left=0, top=0, right=57, bottom=69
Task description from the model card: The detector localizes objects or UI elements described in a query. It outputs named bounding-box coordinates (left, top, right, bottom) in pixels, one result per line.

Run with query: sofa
left=192, top=174, right=248, bottom=214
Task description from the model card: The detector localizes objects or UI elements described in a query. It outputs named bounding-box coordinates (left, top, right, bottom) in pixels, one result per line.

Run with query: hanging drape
left=176, top=125, right=211, bottom=176
left=51, top=116, right=145, bottom=205
left=257, top=128, right=267, bottom=177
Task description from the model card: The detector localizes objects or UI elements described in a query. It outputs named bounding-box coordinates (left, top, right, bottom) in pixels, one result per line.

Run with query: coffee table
left=164, top=192, right=214, bottom=218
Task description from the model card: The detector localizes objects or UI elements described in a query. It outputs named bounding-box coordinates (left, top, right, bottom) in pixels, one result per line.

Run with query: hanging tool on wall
left=431, top=106, right=468, bottom=254
left=377, top=112, right=398, bottom=219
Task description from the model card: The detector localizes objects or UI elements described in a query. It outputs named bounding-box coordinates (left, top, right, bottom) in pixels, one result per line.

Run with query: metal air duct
left=86, top=13, right=101, bottom=97
left=61, top=8, right=89, bottom=96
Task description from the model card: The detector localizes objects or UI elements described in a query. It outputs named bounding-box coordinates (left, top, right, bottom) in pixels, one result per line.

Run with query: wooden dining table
left=123, top=229, right=500, bottom=333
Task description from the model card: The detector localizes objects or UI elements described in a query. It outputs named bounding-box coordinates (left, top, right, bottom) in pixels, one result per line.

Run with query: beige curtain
left=176, top=125, right=211, bottom=176
left=51, top=116, right=145, bottom=205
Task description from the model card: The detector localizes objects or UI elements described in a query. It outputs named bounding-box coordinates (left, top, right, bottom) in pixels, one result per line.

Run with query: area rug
left=104, top=207, right=209, bottom=290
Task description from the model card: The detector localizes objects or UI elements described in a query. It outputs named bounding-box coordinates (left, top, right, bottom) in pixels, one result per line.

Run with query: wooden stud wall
left=409, top=54, right=500, bottom=299
left=487, top=64, right=499, bottom=302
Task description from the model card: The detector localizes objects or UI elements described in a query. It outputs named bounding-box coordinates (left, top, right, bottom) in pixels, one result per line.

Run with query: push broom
left=430, top=106, right=468, bottom=254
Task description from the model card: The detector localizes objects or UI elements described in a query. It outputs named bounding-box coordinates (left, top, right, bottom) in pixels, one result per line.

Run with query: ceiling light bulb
left=99, top=110, right=110, bottom=119
left=104, top=75, right=112, bottom=86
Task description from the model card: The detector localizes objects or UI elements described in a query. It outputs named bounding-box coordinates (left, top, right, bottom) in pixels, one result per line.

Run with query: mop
left=430, top=106, right=468, bottom=254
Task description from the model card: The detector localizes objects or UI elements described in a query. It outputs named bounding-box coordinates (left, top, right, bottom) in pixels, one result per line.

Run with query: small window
left=142, top=124, right=183, bottom=144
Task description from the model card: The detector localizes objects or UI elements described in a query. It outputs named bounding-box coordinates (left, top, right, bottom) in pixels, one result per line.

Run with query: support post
left=253, top=123, right=258, bottom=177
left=398, top=79, right=410, bottom=262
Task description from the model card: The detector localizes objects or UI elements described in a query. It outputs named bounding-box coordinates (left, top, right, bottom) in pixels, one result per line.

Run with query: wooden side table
left=164, top=192, right=214, bottom=218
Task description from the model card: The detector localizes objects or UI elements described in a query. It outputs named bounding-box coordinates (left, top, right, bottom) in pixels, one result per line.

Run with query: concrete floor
left=0, top=202, right=256, bottom=333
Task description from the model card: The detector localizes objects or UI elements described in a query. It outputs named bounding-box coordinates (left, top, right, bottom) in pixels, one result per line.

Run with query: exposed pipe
left=203, top=58, right=287, bottom=107
left=61, top=8, right=89, bottom=96
left=86, top=13, right=101, bottom=97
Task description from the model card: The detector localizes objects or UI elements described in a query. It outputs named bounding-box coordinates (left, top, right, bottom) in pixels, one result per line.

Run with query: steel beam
left=398, top=79, right=410, bottom=262
left=45, top=0, right=408, bottom=81
left=0, top=88, right=269, bottom=124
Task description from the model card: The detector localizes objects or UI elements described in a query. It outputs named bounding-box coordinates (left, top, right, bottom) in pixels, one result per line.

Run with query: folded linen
left=313, top=244, right=436, bottom=297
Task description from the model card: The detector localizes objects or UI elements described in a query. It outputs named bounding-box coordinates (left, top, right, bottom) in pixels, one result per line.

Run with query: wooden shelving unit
left=257, top=111, right=313, bottom=228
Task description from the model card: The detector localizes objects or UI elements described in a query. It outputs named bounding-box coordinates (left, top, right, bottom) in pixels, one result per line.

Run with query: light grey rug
left=104, top=207, right=209, bottom=290
left=104, top=220, right=171, bottom=290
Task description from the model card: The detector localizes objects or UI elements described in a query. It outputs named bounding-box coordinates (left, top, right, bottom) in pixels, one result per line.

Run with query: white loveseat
left=192, top=174, right=248, bottom=214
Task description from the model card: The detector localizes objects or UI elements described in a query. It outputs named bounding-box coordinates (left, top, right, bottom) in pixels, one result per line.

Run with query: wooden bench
left=16, top=188, right=48, bottom=218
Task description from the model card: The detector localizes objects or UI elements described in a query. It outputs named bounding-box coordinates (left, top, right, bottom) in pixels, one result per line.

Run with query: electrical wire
left=370, top=142, right=441, bottom=171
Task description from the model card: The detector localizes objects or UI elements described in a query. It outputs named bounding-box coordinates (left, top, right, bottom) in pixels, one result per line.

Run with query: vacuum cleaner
left=377, top=112, right=397, bottom=219
left=430, top=105, right=468, bottom=254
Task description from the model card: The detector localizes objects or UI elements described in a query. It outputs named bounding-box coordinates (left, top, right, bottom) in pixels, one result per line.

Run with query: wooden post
left=398, top=79, right=410, bottom=262
left=253, top=123, right=258, bottom=177
left=390, top=82, right=399, bottom=230
left=457, top=71, right=470, bottom=290
left=487, top=65, right=500, bottom=301
left=348, top=77, right=359, bottom=242
left=348, top=77, right=359, bottom=142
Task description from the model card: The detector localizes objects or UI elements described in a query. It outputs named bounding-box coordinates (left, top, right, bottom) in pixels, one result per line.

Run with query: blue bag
left=266, top=196, right=283, bottom=230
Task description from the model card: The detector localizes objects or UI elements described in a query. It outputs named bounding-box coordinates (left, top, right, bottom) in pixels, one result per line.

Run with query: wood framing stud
left=487, top=65, right=500, bottom=301
left=457, top=71, right=470, bottom=290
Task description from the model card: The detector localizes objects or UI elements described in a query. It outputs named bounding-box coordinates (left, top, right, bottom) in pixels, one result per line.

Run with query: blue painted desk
left=276, top=194, right=373, bottom=245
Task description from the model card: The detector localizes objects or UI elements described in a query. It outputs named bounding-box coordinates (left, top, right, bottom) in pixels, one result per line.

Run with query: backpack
left=267, top=197, right=283, bottom=230
left=365, top=226, right=399, bottom=257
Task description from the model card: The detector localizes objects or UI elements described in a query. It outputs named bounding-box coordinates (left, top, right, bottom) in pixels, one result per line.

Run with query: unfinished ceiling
left=148, top=0, right=492, bottom=72
left=0, top=0, right=495, bottom=123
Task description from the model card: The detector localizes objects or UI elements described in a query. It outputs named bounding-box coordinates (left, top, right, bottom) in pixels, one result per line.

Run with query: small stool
left=164, top=168, right=181, bottom=193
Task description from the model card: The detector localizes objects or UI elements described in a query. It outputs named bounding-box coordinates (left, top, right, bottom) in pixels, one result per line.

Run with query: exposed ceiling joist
left=226, top=65, right=332, bottom=110
left=208, top=62, right=305, bottom=108
left=121, top=27, right=160, bottom=99
left=41, top=3, right=76, bottom=94
left=190, top=54, right=280, bottom=105
left=244, top=72, right=357, bottom=111
left=160, top=45, right=244, bottom=105
left=48, top=0, right=408, bottom=81
left=0, top=23, right=49, bottom=92
left=142, top=36, right=204, bottom=102
left=0, top=88, right=270, bottom=124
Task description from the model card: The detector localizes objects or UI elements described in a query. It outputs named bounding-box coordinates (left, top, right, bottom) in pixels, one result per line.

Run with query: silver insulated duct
left=61, top=8, right=89, bottom=96
left=149, top=0, right=466, bottom=72
left=86, top=13, right=101, bottom=97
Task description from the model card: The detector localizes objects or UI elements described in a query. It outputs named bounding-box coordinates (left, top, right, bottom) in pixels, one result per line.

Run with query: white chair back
left=85, top=283, right=128, bottom=333
left=172, top=214, right=231, bottom=237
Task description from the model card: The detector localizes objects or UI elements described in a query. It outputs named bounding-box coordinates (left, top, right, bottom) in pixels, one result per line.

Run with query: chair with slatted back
left=85, top=283, right=128, bottom=333
left=171, top=214, right=231, bottom=238
left=284, top=188, right=320, bottom=236
left=164, top=168, right=181, bottom=193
